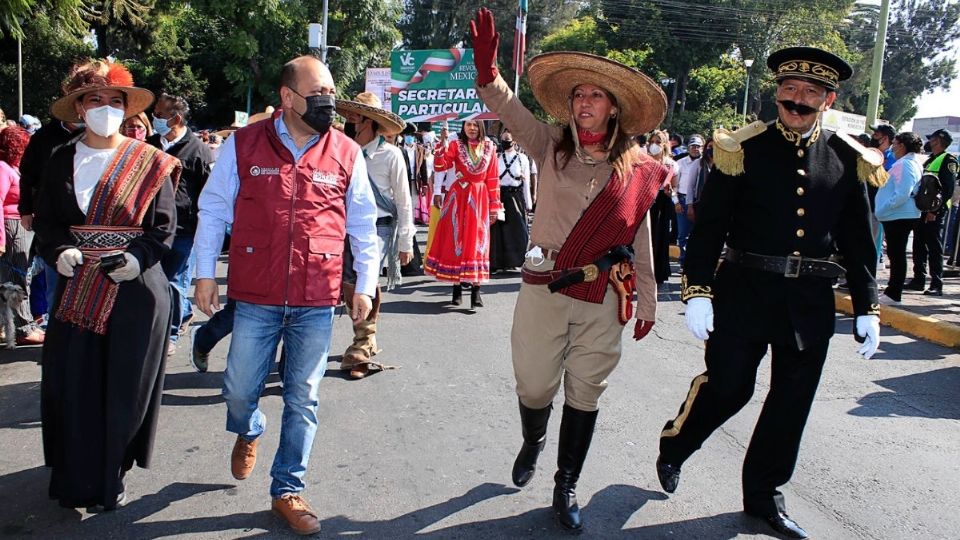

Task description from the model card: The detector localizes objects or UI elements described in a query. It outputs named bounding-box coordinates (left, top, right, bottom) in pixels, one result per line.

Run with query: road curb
left=834, top=292, right=960, bottom=349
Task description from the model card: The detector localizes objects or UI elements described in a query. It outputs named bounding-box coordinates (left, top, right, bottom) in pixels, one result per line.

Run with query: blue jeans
left=222, top=301, right=334, bottom=497
left=161, top=234, right=196, bottom=343
left=194, top=298, right=236, bottom=354
left=43, top=258, right=58, bottom=315
left=676, top=193, right=692, bottom=267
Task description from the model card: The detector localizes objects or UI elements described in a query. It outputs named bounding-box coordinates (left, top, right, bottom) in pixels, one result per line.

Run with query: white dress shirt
left=363, top=136, right=415, bottom=253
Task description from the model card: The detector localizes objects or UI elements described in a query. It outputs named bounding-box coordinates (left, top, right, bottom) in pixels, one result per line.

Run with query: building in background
left=912, top=116, right=960, bottom=154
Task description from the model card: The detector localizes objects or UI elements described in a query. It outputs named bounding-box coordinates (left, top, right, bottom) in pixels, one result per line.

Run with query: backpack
left=914, top=173, right=943, bottom=213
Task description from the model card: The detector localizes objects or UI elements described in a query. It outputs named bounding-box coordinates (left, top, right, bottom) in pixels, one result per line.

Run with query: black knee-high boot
left=553, top=404, right=598, bottom=531
left=512, top=400, right=552, bottom=487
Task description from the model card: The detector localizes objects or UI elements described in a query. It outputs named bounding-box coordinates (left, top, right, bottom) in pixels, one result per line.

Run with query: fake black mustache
left=777, top=100, right=819, bottom=115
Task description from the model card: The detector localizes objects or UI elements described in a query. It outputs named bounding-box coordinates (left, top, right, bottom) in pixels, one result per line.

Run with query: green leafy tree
left=0, top=0, right=90, bottom=39
left=0, top=10, right=94, bottom=121
left=840, top=0, right=960, bottom=126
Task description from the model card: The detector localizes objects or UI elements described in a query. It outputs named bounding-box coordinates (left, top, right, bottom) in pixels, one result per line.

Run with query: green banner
left=390, top=49, right=496, bottom=124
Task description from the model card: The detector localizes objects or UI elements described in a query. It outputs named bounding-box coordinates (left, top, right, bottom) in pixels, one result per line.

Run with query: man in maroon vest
left=193, top=56, right=380, bottom=535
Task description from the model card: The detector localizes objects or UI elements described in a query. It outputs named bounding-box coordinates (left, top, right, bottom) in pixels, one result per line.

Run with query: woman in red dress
left=424, top=120, right=502, bottom=311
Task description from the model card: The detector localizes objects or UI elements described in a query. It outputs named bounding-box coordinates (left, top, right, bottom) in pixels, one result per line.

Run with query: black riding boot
left=469, top=285, right=483, bottom=311
left=512, top=400, right=552, bottom=487
left=451, top=284, right=462, bottom=306
left=552, top=404, right=599, bottom=532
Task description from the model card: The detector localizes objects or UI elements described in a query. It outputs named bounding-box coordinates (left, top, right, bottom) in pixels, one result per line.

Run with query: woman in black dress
left=34, top=59, right=179, bottom=511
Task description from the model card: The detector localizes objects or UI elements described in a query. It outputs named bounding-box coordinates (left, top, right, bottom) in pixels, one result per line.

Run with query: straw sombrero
left=527, top=52, right=667, bottom=136
left=246, top=106, right=276, bottom=126
left=336, top=92, right=406, bottom=136
left=50, top=60, right=155, bottom=123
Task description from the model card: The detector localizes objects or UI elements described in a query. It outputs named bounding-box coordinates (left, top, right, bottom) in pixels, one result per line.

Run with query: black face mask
left=923, top=141, right=932, bottom=153
left=289, top=88, right=335, bottom=135
left=501, top=140, right=514, bottom=150
left=868, top=138, right=881, bottom=148
left=777, top=99, right=819, bottom=116
left=344, top=122, right=357, bottom=139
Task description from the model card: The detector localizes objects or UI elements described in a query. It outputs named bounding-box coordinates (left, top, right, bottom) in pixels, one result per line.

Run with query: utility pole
left=321, top=0, right=330, bottom=62
left=17, top=36, right=23, bottom=117
left=866, top=0, right=891, bottom=128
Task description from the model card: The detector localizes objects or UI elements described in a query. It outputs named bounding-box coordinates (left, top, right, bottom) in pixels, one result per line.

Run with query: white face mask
left=648, top=143, right=663, bottom=156
left=83, top=105, right=126, bottom=138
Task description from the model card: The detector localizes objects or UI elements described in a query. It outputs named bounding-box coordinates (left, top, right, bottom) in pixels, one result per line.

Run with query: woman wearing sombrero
left=34, top=59, right=180, bottom=511
left=471, top=8, right=669, bottom=532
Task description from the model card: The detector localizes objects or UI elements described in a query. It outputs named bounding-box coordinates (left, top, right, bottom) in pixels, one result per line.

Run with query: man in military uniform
left=905, top=128, right=957, bottom=295
left=655, top=47, right=884, bottom=539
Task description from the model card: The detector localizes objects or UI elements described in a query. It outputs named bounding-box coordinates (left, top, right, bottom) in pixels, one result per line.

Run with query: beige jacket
left=478, top=75, right=657, bottom=321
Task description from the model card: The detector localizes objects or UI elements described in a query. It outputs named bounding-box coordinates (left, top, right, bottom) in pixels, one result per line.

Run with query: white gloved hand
left=684, top=297, right=714, bottom=341
left=56, top=248, right=84, bottom=277
left=856, top=314, right=881, bottom=360
left=108, top=252, right=141, bottom=283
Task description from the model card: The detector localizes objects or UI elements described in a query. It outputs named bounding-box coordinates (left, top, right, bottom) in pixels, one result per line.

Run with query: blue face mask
left=153, top=115, right=173, bottom=137
left=404, top=135, right=415, bottom=146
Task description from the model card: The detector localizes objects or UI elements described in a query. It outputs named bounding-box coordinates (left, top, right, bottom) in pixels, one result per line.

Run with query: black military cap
left=767, top=46, right=853, bottom=90
left=401, top=123, right=417, bottom=135
left=926, top=128, right=953, bottom=145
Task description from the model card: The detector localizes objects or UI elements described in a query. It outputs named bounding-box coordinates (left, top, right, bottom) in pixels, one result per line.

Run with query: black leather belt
left=375, top=216, right=394, bottom=226
left=723, top=249, right=844, bottom=279
left=501, top=185, right=523, bottom=193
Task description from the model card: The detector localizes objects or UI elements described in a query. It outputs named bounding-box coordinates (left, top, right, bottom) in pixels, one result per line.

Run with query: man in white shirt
left=674, top=134, right=703, bottom=269
left=337, top=92, right=414, bottom=379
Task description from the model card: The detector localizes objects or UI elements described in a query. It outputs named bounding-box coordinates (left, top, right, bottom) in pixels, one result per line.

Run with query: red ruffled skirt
left=424, top=179, right=491, bottom=283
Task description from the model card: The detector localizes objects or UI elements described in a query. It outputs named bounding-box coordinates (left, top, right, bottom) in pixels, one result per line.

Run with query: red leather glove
left=469, top=8, right=500, bottom=86
left=633, top=320, right=654, bottom=341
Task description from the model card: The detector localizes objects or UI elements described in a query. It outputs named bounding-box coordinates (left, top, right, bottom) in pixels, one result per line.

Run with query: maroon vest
left=554, top=155, right=668, bottom=303
left=229, top=112, right=359, bottom=307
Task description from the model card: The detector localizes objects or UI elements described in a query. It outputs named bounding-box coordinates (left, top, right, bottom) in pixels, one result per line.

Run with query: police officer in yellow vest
left=656, top=47, right=886, bottom=540
left=905, top=128, right=958, bottom=295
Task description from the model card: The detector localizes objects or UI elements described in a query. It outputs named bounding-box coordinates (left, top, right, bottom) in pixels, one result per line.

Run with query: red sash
left=553, top=157, right=668, bottom=305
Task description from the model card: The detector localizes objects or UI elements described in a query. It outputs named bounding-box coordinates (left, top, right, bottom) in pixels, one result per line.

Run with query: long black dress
left=34, top=141, right=176, bottom=509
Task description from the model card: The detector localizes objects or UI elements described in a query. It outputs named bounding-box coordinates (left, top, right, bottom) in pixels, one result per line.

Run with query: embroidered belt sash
left=55, top=139, right=179, bottom=335
left=56, top=226, right=143, bottom=334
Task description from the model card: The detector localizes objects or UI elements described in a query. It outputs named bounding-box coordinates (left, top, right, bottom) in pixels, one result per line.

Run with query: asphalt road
left=1, top=263, right=959, bottom=539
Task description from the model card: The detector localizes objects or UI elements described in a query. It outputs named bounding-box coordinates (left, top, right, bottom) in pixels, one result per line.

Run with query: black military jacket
left=682, top=121, right=879, bottom=350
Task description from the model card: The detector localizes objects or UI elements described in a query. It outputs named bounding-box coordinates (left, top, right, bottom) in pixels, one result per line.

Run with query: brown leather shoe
left=231, top=436, right=258, bottom=480
left=272, top=494, right=321, bottom=535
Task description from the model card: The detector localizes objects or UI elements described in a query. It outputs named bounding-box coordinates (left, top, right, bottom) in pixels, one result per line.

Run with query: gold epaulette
left=834, top=131, right=889, bottom=188
left=712, top=120, right=768, bottom=176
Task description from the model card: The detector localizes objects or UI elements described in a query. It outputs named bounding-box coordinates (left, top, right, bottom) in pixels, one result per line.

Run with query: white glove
left=856, top=314, right=881, bottom=360
left=108, top=252, right=141, bottom=282
left=684, top=297, right=714, bottom=341
left=56, top=248, right=84, bottom=277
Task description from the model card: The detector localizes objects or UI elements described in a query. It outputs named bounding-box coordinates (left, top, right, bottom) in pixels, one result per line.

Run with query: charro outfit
left=489, top=147, right=531, bottom=271
left=336, top=93, right=412, bottom=376
left=473, top=25, right=668, bottom=528
left=659, top=48, right=884, bottom=536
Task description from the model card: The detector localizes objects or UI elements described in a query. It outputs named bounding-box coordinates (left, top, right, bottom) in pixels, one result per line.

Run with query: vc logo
left=249, top=166, right=261, bottom=177
left=400, top=52, right=415, bottom=67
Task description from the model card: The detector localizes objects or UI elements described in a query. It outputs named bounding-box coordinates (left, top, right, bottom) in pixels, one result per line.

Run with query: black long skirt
left=649, top=191, right=674, bottom=284
left=490, top=186, right=529, bottom=271
left=41, top=264, right=171, bottom=508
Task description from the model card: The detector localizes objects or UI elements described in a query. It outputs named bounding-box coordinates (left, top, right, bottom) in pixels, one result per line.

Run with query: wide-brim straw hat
left=527, top=52, right=667, bottom=136
left=246, top=106, right=276, bottom=126
left=50, top=60, right=155, bottom=123
left=336, top=92, right=406, bottom=136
